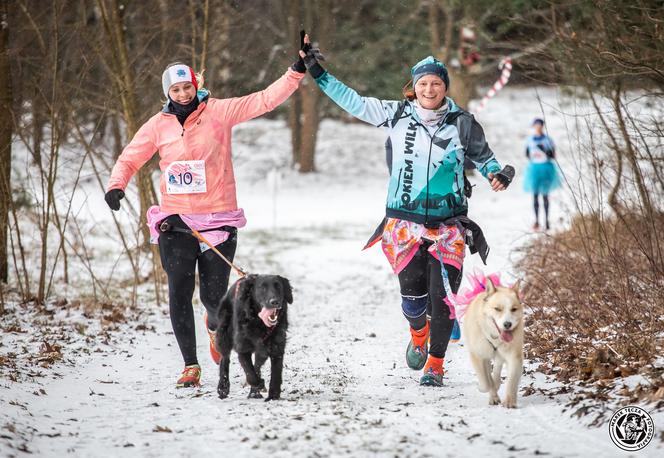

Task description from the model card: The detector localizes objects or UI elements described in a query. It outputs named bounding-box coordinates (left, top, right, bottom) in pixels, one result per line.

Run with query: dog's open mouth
left=499, top=329, right=514, bottom=343
left=258, top=307, right=280, bottom=328
left=492, top=318, right=515, bottom=343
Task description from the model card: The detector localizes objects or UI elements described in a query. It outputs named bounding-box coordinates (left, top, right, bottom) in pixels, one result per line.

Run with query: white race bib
left=165, top=160, right=207, bottom=194
left=530, top=149, right=548, bottom=164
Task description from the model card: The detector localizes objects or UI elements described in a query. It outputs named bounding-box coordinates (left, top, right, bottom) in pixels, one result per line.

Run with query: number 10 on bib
left=165, top=160, right=207, bottom=194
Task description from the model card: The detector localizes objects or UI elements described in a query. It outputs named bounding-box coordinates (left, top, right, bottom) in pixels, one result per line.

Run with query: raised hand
left=292, top=30, right=308, bottom=73
left=298, top=33, right=326, bottom=78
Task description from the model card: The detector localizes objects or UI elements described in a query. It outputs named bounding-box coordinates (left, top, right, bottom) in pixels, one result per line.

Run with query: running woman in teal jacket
left=301, top=34, right=514, bottom=386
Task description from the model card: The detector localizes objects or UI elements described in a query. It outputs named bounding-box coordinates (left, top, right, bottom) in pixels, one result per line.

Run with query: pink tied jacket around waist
left=106, top=68, right=305, bottom=214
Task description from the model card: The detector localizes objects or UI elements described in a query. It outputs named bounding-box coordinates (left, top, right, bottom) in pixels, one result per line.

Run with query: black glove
left=494, top=165, right=515, bottom=188
left=303, top=48, right=326, bottom=78
left=104, top=189, right=125, bottom=211
left=291, top=30, right=311, bottom=73
left=295, top=30, right=326, bottom=78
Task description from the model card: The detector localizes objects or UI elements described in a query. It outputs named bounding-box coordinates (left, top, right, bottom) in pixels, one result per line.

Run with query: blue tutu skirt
left=523, top=161, right=561, bottom=194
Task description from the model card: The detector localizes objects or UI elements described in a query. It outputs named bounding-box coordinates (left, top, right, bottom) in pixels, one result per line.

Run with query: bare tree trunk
left=588, top=89, right=624, bottom=215
left=31, top=89, right=44, bottom=165
left=441, top=2, right=453, bottom=63
left=0, top=0, right=12, bottom=283
left=287, top=0, right=302, bottom=167
left=0, top=278, right=5, bottom=314
left=288, top=0, right=327, bottom=173
left=205, top=0, right=231, bottom=94
left=298, top=81, right=319, bottom=172
left=35, top=1, right=66, bottom=303
left=199, top=0, right=210, bottom=70
left=289, top=91, right=302, bottom=167
left=111, top=113, right=123, bottom=159
left=188, top=0, right=198, bottom=69
left=38, top=100, right=60, bottom=303
left=98, top=0, right=162, bottom=306
left=8, top=197, right=30, bottom=300
left=429, top=1, right=441, bottom=57
left=612, top=88, right=654, bottom=221
left=98, top=0, right=155, bottom=248
left=428, top=1, right=477, bottom=110
left=447, top=67, right=477, bottom=110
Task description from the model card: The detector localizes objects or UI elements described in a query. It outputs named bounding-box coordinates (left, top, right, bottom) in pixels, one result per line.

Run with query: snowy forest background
left=0, top=0, right=663, bottom=456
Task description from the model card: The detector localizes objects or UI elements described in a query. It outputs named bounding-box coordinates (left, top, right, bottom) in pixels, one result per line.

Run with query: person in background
left=523, top=118, right=561, bottom=230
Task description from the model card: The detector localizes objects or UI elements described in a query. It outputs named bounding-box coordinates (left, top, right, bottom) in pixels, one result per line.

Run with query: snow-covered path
left=2, top=87, right=662, bottom=457
left=1, top=223, right=643, bottom=458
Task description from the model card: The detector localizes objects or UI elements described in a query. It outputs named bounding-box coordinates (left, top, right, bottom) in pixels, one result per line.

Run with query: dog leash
left=190, top=229, right=247, bottom=278
left=159, top=220, right=248, bottom=278
left=436, top=243, right=460, bottom=318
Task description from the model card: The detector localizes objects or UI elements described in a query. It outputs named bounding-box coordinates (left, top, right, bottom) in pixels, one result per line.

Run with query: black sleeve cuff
left=309, top=62, right=326, bottom=79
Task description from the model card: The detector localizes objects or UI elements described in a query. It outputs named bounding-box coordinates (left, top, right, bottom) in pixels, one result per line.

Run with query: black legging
left=533, top=193, right=550, bottom=226
left=398, top=242, right=461, bottom=359
left=158, top=215, right=237, bottom=366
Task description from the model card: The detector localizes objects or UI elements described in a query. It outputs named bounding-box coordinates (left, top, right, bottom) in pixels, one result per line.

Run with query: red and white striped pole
left=473, top=57, right=512, bottom=115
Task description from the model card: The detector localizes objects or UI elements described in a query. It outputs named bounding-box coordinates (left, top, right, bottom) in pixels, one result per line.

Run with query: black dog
left=215, top=274, right=292, bottom=401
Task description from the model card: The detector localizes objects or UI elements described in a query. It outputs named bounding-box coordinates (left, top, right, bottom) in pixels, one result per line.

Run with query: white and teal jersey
left=314, top=71, right=501, bottom=224
left=525, top=134, right=555, bottom=164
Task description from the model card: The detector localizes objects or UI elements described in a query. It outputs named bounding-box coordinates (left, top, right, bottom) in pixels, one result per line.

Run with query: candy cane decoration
left=473, top=57, right=512, bottom=114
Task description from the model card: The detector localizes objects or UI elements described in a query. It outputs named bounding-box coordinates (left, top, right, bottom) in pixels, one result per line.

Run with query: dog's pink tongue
left=500, top=330, right=514, bottom=343
left=258, top=307, right=276, bottom=328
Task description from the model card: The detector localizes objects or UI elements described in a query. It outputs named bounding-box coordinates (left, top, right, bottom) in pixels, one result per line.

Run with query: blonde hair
left=194, top=69, right=206, bottom=92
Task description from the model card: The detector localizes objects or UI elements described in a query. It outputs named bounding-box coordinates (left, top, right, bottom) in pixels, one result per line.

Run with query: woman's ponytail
left=402, top=79, right=416, bottom=101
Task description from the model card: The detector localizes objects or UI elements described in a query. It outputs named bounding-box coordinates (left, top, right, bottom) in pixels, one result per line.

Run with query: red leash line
left=190, top=229, right=247, bottom=278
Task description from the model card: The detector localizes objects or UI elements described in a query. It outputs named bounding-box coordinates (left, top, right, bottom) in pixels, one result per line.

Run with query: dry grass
left=517, top=211, right=664, bottom=409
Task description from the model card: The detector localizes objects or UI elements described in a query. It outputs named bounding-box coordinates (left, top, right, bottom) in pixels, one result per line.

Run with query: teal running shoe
left=406, top=339, right=428, bottom=370
left=420, top=366, right=444, bottom=387
left=406, top=322, right=429, bottom=370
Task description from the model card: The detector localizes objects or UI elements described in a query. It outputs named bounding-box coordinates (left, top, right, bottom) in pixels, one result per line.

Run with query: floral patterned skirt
left=377, top=218, right=466, bottom=274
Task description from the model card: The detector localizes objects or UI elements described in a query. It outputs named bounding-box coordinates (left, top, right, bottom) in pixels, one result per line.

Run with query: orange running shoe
left=204, top=312, right=221, bottom=365
left=420, top=355, right=445, bottom=387
left=176, top=364, right=201, bottom=388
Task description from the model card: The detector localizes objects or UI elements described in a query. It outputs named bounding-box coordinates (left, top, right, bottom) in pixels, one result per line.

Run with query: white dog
left=462, top=277, right=523, bottom=408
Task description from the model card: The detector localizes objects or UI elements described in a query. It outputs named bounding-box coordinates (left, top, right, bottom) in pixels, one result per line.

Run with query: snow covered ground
left=1, top=86, right=662, bottom=457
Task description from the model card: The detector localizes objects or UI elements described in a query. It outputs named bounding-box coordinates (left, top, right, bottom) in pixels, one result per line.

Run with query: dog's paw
left=248, top=387, right=263, bottom=399
left=503, top=396, right=517, bottom=409
left=265, top=391, right=281, bottom=402
left=217, top=380, right=230, bottom=399
left=217, top=387, right=229, bottom=399
left=489, top=394, right=501, bottom=405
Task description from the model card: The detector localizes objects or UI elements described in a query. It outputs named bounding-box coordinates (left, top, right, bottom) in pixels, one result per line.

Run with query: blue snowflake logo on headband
left=176, top=69, right=186, bottom=77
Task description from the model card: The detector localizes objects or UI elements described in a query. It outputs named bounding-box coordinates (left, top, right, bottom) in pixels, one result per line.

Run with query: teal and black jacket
left=314, top=71, right=502, bottom=226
